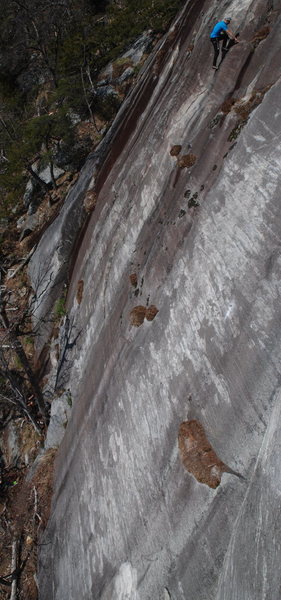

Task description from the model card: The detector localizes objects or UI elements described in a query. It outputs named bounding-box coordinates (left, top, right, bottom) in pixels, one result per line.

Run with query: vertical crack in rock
left=178, top=420, right=241, bottom=489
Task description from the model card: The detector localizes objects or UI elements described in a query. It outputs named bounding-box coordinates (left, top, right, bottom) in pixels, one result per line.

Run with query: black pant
left=210, top=33, right=228, bottom=67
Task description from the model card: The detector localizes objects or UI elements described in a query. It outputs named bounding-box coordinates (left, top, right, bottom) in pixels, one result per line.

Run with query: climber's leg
left=211, top=38, right=220, bottom=68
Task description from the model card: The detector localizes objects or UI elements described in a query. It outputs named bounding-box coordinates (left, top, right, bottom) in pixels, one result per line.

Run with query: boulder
left=23, top=163, right=65, bottom=210
left=17, top=213, right=40, bottom=240
left=44, top=391, right=72, bottom=450
left=97, top=31, right=154, bottom=92
left=117, top=66, right=134, bottom=83
left=122, top=30, right=154, bottom=64
left=95, top=84, right=119, bottom=98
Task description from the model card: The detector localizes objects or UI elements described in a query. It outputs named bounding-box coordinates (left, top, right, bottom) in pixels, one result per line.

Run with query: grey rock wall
left=36, top=0, right=281, bottom=598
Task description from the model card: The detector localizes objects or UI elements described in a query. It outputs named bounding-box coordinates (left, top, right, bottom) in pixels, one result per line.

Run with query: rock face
left=36, top=0, right=281, bottom=598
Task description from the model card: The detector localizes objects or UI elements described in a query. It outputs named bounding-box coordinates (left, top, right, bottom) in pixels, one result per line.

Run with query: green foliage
left=95, top=94, right=122, bottom=121
left=66, top=390, right=72, bottom=407
left=54, top=297, right=67, bottom=319
left=0, top=0, right=185, bottom=211
left=1, top=109, right=75, bottom=203
left=57, top=0, right=184, bottom=112
left=0, top=171, right=27, bottom=204
left=81, top=0, right=182, bottom=63
left=14, top=355, right=23, bottom=369
left=108, top=0, right=183, bottom=39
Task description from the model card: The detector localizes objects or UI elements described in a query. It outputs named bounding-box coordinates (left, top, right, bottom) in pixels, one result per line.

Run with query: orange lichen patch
left=170, top=145, right=182, bottom=156
left=130, top=305, right=147, bottom=326
left=83, top=190, right=97, bottom=213
left=178, top=420, right=228, bottom=489
left=178, top=153, right=197, bottom=168
left=145, top=305, right=159, bottom=321
left=129, top=273, right=138, bottom=288
left=76, top=279, right=84, bottom=304
left=187, top=44, right=194, bottom=52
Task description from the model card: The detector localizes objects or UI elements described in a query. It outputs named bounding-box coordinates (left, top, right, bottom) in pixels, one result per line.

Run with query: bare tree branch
left=10, top=538, right=18, bottom=600
left=0, top=273, right=47, bottom=421
left=7, top=246, right=37, bottom=280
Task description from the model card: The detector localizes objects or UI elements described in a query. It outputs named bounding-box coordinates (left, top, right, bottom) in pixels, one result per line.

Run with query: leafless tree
left=0, top=272, right=47, bottom=423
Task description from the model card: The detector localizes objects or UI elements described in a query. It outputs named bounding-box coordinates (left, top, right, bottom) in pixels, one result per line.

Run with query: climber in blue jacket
left=210, top=18, right=239, bottom=69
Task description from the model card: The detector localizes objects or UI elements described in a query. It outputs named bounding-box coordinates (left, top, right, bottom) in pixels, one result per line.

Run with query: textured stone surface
left=44, top=392, right=72, bottom=450
left=37, top=0, right=281, bottom=598
left=216, top=394, right=281, bottom=600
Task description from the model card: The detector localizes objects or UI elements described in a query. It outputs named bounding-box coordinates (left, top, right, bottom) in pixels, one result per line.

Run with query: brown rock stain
left=130, top=304, right=159, bottom=326
left=221, top=97, right=237, bottom=113
left=178, top=420, right=229, bottom=489
left=251, top=26, right=270, bottom=45
left=170, top=145, right=182, bottom=156
left=233, top=87, right=271, bottom=120
left=224, top=88, right=271, bottom=118
left=84, top=190, right=97, bottom=213
left=145, top=305, right=159, bottom=321
left=178, top=153, right=197, bottom=168
left=130, top=305, right=147, bottom=326
left=76, top=280, right=84, bottom=305
left=129, top=273, right=138, bottom=288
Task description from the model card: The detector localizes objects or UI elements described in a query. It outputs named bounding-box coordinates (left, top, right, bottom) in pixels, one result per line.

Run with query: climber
left=210, top=18, right=239, bottom=70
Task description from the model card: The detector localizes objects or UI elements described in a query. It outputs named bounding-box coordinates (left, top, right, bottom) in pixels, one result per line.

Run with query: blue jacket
left=210, top=21, right=228, bottom=38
